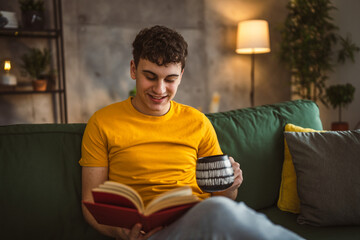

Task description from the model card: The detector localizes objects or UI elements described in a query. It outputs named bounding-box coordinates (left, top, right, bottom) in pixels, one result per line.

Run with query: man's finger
left=129, top=223, right=142, bottom=240
left=143, top=226, right=163, bottom=239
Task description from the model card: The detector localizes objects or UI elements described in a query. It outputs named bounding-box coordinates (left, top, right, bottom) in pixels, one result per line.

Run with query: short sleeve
left=197, top=114, right=223, bottom=158
left=79, top=113, right=109, bottom=167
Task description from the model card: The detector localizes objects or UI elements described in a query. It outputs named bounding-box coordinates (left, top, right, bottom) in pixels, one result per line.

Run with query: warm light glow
left=236, top=20, right=271, bottom=54
left=4, top=61, right=11, bottom=71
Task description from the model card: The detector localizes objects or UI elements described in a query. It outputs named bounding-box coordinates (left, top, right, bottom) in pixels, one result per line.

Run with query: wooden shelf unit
left=0, top=0, right=68, bottom=123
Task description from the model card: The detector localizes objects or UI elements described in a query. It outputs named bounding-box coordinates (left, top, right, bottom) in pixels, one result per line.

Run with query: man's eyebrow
left=142, top=70, right=157, bottom=76
left=142, top=70, right=179, bottom=78
left=166, top=74, right=180, bottom=78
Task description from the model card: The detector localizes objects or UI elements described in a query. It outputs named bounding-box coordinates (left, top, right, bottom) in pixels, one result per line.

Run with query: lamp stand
left=250, top=53, right=255, bottom=107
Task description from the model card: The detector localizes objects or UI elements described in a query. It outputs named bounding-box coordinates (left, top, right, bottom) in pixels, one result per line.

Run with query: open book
left=83, top=181, right=200, bottom=232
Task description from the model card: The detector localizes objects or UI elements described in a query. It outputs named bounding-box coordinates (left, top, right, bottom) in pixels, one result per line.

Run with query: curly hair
left=132, top=25, right=188, bottom=70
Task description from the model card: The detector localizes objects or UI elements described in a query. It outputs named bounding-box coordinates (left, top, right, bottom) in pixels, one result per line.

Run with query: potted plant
left=43, top=69, right=57, bottom=90
left=279, top=0, right=359, bottom=105
left=21, top=47, right=51, bottom=91
left=129, top=86, right=136, bottom=97
left=326, top=83, right=355, bottom=130
left=19, top=0, right=45, bottom=29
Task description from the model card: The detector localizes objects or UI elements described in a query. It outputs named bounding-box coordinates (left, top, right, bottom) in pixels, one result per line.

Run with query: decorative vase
left=32, top=79, right=47, bottom=91
left=0, top=15, right=8, bottom=28
left=331, top=122, right=349, bottom=131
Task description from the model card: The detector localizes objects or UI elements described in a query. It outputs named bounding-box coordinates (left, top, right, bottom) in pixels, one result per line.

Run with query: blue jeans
left=150, top=196, right=303, bottom=240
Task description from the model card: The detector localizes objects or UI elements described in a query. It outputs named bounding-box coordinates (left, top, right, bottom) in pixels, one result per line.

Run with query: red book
left=83, top=181, right=200, bottom=232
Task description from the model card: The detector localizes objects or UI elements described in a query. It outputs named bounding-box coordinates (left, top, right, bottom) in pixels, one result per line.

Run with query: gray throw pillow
left=284, top=130, right=360, bottom=226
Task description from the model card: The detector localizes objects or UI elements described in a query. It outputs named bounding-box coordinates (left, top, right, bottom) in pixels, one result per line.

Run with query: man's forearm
left=82, top=203, right=123, bottom=238
left=212, top=188, right=238, bottom=200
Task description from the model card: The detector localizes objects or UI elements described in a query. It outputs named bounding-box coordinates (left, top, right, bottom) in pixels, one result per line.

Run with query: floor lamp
left=236, top=20, right=271, bottom=107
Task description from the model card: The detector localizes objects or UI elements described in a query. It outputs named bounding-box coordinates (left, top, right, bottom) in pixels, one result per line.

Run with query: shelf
left=0, top=0, right=67, bottom=123
left=0, top=28, right=60, bottom=38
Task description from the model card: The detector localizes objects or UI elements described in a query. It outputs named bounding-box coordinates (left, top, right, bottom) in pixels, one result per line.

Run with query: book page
left=144, top=186, right=199, bottom=216
left=147, top=186, right=192, bottom=206
left=144, top=195, right=199, bottom=216
left=97, top=181, right=145, bottom=212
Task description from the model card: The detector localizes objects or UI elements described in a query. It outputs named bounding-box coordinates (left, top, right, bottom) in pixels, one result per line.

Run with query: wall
left=204, top=0, right=291, bottom=111
left=64, top=0, right=209, bottom=122
left=0, top=0, right=290, bottom=124
left=0, top=0, right=359, bottom=128
left=319, top=0, right=360, bottom=130
left=63, top=0, right=291, bottom=123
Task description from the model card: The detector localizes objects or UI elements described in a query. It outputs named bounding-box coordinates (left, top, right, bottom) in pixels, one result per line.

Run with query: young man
left=80, top=25, right=302, bottom=240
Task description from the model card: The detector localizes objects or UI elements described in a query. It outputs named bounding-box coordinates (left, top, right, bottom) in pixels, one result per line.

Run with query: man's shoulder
left=172, top=101, right=204, bottom=117
left=171, top=101, right=209, bottom=125
left=98, top=101, right=125, bottom=112
left=91, top=99, right=129, bottom=122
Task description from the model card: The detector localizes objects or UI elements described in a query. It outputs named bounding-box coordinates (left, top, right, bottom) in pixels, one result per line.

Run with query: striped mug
left=196, top=154, right=235, bottom=192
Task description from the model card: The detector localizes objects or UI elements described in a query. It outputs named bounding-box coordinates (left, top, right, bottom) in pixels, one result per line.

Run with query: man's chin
left=146, top=103, right=171, bottom=115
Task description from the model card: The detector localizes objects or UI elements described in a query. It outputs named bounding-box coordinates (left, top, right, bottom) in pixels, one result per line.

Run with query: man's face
left=130, top=58, right=184, bottom=116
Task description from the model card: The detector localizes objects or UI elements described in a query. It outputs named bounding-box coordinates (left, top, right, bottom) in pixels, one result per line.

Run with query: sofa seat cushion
left=259, top=206, right=360, bottom=240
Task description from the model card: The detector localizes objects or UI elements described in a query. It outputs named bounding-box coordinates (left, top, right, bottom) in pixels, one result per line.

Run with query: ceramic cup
left=196, top=154, right=235, bottom=192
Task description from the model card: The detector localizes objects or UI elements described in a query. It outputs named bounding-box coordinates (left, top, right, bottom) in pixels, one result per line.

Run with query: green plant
left=326, top=83, right=355, bottom=122
left=21, top=48, right=51, bottom=79
left=19, top=0, right=44, bottom=12
left=279, top=0, right=359, bottom=104
left=129, top=86, right=136, bottom=97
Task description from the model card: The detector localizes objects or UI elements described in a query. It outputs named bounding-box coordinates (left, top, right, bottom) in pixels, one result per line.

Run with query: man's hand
left=228, top=156, right=243, bottom=191
left=81, top=167, right=163, bottom=239
left=115, top=224, right=162, bottom=240
left=212, top=156, right=243, bottom=200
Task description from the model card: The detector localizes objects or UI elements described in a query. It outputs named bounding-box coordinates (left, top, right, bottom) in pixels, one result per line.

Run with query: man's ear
left=178, top=68, right=185, bottom=84
left=130, top=60, right=136, bottom=80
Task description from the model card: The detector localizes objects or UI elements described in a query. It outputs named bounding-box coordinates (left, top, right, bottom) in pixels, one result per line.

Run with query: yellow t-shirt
left=79, top=97, right=222, bottom=206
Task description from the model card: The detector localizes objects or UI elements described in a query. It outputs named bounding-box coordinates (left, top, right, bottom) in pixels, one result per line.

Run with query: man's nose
left=153, top=80, right=166, bottom=94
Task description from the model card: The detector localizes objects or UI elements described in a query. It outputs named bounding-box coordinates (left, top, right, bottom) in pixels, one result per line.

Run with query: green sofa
left=0, top=99, right=358, bottom=239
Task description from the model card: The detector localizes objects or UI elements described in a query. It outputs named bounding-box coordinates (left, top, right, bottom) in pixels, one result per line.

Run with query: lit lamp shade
left=236, top=20, right=270, bottom=54
left=1, top=60, right=17, bottom=86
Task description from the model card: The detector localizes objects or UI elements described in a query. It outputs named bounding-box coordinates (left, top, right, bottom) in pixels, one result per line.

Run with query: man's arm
left=81, top=166, right=122, bottom=237
left=211, top=157, right=243, bottom=200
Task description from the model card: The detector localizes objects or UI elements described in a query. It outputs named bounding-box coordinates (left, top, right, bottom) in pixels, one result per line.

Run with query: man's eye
left=165, top=79, right=176, bottom=83
left=146, top=76, right=156, bottom=81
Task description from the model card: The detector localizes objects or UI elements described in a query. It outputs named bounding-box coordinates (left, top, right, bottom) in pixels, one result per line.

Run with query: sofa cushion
left=206, top=100, right=323, bottom=210
left=260, top=206, right=360, bottom=240
left=0, top=124, right=111, bottom=240
left=277, top=123, right=323, bottom=214
left=284, top=130, right=360, bottom=226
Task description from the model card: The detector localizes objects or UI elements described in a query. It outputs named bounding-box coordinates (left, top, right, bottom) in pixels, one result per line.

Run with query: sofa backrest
left=0, top=100, right=322, bottom=238
left=206, top=99, right=323, bottom=210
left=0, top=124, right=110, bottom=240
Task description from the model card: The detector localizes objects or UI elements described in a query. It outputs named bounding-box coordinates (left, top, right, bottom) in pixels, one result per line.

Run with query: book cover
left=83, top=181, right=200, bottom=232
left=83, top=200, right=198, bottom=232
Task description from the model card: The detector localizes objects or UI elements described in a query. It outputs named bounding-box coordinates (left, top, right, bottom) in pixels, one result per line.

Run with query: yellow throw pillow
left=277, top=123, right=321, bottom=214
